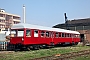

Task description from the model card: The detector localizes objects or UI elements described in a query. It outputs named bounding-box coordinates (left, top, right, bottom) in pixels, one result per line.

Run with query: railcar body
left=10, top=23, right=80, bottom=50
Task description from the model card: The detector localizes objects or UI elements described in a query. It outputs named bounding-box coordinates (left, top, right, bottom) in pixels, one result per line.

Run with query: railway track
left=32, top=49, right=90, bottom=60
left=0, top=51, right=14, bottom=54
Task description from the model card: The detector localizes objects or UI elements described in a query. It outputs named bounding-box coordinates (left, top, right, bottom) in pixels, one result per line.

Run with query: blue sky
left=0, top=0, right=90, bottom=27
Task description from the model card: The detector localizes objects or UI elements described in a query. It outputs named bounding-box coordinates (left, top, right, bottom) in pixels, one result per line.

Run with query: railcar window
left=41, top=31, right=45, bottom=37
left=74, top=34, right=76, bottom=37
left=70, top=34, right=72, bottom=37
left=67, top=34, right=69, bottom=37
left=74, top=35, right=76, bottom=37
left=59, top=33, right=61, bottom=37
left=34, top=30, right=38, bottom=34
left=11, top=30, right=17, bottom=37
left=46, top=31, right=49, bottom=37
left=72, top=34, right=75, bottom=37
left=65, top=34, right=67, bottom=37
left=62, top=33, right=64, bottom=37
left=75, top=35, right=78, bottom=38
left=17, top=30, right=24, bottom=36
left=49, top=32, right=51, bottom=37
left=50, top=32, right=54, bottom=38
left=55, top=32, right=59, bottom=38
left=26, top=30, right=31, bottom=37
left=34, top=30, right=38, bottom=37
left=78, top=35, right=80, bottom=38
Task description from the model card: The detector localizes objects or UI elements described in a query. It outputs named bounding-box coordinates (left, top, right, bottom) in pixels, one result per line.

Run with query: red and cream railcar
left=10, top=23, right=80, bottom=50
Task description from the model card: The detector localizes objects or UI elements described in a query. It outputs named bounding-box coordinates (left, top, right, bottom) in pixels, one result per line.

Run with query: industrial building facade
left=53, top=18, right=90, bottom=42
left=0, top=9, right=21, bottom=30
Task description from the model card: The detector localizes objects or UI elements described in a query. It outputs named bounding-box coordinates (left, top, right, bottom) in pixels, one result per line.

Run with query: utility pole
left=64, top=13, right=69, bottom=30
left=23, top=4, right=26, bottom=23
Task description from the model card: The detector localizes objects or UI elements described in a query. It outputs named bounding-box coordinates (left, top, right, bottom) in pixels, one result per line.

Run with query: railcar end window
left=17, top=30, right=24, bottom=37
left=77, top=35, right=80, bottom=38
left=75, top=34, right=79, bottom=38
left=11, top=29, right=17, bottom=37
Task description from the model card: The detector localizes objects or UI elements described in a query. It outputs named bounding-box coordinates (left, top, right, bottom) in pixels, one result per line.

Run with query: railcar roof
left=11, top=23, right=80, bottom=34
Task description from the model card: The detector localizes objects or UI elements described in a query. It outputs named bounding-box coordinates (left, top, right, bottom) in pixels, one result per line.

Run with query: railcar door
left=51, top=32, right=54, bottom=42
left=50, top=32, right=54, bottom=45
left=39, top=30, right=46, bottom=44
left=24, top=29, right=32, bottom=44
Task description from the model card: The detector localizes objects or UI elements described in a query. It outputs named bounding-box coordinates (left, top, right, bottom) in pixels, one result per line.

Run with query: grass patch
left=0, top=46, right=90, bottom=60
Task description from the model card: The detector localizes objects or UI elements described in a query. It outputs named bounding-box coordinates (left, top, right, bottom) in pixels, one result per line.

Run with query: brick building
left=0, top=8, right=20, bottom=31
left=53, top=18, right=90, bottom=42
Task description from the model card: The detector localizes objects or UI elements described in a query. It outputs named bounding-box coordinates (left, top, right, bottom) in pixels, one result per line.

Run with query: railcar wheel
left=26, top=46, right=33, bottom=50
left=15, top=49, right=17, bottom=52
left=15, top=49, right=20, bottom=52
left=27, top=47, right=31, bottom=51
left=75, top=42, right=78, bottom=45
left=72, top=42, right=75, bottom=45
left=33, top=45, right=40, bottom=50
left=39, top=45, right=44, bottom=49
